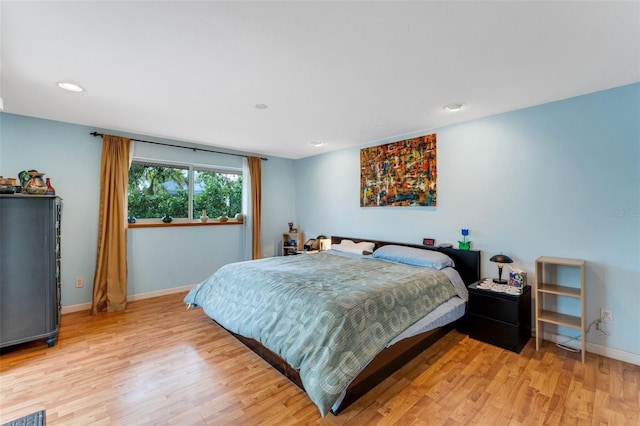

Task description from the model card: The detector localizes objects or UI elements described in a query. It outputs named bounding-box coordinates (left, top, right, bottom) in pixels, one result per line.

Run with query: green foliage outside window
left=128, top=162, right=242, bottom=219
left=193, top=170, right=242, bottom=218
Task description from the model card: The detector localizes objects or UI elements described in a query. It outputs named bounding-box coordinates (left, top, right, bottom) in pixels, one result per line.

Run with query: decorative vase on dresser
left=46, top=177, right=56, bottom=195
left=0, top=194, right=62, bottom=348
left=23, top=170, right=49, bottom=194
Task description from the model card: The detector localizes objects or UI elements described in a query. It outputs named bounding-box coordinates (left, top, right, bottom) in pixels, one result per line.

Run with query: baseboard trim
left=541, top=330, right=640, bottom=366
left=61, top=284, right=195, bottom=314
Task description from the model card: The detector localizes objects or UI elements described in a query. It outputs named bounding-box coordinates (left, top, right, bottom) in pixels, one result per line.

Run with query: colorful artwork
left=360, top=133, right=437, bottom=207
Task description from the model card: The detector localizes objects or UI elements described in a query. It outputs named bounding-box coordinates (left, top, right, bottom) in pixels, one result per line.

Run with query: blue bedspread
left=184, top=252, right=457, bottom=416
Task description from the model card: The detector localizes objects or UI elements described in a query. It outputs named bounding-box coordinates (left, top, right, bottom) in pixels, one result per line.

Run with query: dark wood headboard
left=331, top=235, right=481, bottom=286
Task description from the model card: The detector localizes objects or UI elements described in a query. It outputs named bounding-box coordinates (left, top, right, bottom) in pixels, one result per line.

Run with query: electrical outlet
left=75, top=277, right=84, bottom=288
left=600, top=308, right=613, bottom=324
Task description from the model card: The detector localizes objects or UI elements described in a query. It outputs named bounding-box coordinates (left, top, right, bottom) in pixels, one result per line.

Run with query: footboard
left=223, top=320, right=453, bottom=415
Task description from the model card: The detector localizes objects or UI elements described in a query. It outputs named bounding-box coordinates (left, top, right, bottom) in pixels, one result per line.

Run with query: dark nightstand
left=466, top=281, right=532, bottom=353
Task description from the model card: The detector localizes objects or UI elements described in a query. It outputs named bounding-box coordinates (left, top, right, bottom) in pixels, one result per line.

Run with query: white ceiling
left=1, top=1, right=639, bottom=159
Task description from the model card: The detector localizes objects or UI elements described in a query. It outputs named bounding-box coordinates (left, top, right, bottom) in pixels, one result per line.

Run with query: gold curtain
left=247, top=156, right=262, bottom=259
left=91, top=135, right=130, bottom=314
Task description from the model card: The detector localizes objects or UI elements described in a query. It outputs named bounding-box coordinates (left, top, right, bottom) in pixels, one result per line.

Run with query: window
left=192, top=168, right=242, bottom=218
left=128, top=160, right=242, bottom=221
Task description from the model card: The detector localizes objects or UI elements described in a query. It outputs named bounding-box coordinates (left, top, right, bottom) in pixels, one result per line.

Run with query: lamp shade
left=490, top=254, right=513, bottom=264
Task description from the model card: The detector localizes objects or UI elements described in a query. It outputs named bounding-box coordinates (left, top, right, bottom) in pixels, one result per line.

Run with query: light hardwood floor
left=1, top=292, right=638, bottom=425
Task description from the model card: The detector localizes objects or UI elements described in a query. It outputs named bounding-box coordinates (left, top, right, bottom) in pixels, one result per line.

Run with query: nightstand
left=466, top=282, right=532, bottom=353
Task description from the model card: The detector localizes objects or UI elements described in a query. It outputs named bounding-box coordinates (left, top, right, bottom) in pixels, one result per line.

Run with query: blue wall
left=0, top=114, right=296, bottom=306
left=1, top=83, right=638, bottom=358
left=294, top=83, right=640, bottom=357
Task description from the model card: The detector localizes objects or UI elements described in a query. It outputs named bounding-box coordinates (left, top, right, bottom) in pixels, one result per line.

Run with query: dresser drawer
left=468, top=314, right=530, bottom=353
left=467, top=291, right=520, bottom=324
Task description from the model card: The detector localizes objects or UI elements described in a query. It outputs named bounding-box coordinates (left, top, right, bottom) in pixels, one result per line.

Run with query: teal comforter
left=184, top=252, right=457, bottom=416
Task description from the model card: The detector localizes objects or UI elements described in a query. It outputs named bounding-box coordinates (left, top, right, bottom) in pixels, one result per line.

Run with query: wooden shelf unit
left=535, top=256, right=586, bottom=363
left=282, top=231, right=303, bottom=256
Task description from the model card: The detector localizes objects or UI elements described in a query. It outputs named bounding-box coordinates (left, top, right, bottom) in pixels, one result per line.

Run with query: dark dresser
left=0, top=195, right=62, bottom=348
left=466, top=282, right=531, bottom=353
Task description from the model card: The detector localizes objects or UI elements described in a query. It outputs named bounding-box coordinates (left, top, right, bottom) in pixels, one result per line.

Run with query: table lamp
left=490, top=253, right=513, bottom=284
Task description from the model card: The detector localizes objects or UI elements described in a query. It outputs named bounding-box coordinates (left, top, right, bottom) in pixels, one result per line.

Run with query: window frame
left=127, top=157, right=244, bottom=227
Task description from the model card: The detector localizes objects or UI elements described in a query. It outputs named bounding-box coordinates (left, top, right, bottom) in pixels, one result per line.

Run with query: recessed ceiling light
left=57, top=82, right=85, bottom=92
left=443, top=102, right=466, bottom=112
left=255, top=103, right=268, bottom=110
left=310, top=141, right=326, bottom=147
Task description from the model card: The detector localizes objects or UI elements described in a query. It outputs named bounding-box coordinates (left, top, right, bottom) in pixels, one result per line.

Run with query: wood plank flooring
left=1, top=292, right=638, bottom=425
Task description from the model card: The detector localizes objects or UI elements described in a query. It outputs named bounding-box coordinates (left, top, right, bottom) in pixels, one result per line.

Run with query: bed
left=184, top=236, right=481, bottom=416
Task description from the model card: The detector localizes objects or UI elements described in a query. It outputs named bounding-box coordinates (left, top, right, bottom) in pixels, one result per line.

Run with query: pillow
left=331, top=239, right=376, bottom=255
left=372, top=245, right=454, bottom=269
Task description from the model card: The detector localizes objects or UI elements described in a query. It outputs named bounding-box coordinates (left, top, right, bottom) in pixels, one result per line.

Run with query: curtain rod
left=89, top=132, right=267, bottom=161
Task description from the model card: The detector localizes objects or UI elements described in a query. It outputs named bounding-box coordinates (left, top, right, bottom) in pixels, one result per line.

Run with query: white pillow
left=372, top=245, right=454, bottom=269
left=331, top=239, right=376, bottom=255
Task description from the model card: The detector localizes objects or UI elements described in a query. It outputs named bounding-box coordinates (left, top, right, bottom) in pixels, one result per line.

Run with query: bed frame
left=221, top=236, right=481, bottom=415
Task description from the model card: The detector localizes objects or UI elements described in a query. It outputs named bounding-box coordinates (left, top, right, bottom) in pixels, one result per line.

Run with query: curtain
left=241, top=158, right=252, bottom=261
left=247, top=156, right=262, bottom=259
left=91, top=135, right=131, bottom=314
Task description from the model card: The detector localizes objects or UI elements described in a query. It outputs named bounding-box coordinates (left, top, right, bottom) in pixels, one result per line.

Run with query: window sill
left=128, top=219, right=243, bottom=229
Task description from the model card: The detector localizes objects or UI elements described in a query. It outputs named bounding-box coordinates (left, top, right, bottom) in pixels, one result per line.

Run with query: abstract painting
left=360, top=133, right=437, bottom=207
